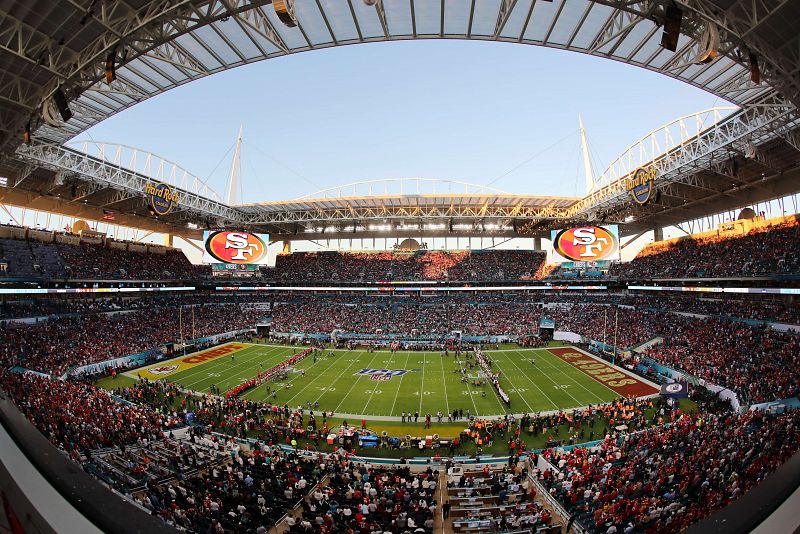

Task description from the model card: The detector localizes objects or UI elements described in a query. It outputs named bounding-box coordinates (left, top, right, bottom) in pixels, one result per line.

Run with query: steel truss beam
left=593, top=0, right=800, bottom=109
left=568, top=92, right=799, bottom=219
left=12, top=142, right=237, bottom=222
left=239, top=204, right=569, bottom=225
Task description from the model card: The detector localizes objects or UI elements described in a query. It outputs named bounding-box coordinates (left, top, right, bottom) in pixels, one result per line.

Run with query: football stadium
left=0, top=1, right=799, bottom=533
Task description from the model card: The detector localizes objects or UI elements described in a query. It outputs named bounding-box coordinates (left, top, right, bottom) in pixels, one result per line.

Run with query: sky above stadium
left=82, top=40, right=726, bottom=204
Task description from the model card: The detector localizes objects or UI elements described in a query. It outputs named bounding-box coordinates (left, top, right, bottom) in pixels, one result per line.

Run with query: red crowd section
left=547, top=347, right=658, bottom=398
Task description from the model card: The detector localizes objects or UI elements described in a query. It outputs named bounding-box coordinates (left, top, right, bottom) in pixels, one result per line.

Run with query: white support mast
left=579, top=115, right=595, bottom=195
left=225, top=125, right=243, bottom=205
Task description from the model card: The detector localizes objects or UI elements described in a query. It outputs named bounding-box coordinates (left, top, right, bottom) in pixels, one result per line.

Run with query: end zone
left=547, top=346, right=659, bottom=398
left=125, top=343, right=249, bottom=380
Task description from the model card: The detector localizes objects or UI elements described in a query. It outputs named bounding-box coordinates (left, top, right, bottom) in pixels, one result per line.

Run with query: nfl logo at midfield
left=357, top=369, right=410, bottom=382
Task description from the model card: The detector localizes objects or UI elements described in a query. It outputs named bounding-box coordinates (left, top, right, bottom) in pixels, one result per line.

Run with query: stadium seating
left=612, top=218, right=800, bottom=278
left=538, top=408, right=799, bottom=533
left=274, top=250, right=547, bottom=282
left=447, top=465, right=552, bottom=533
left=290, top=464, right=438, bottom=533
left=0, top=303, right=259, bottom=376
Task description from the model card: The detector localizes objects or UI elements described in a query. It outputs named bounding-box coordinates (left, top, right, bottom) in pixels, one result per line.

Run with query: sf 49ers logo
left=205, top=231, right=267, bottom=264
left=150, top=364, right=179, bottom=375
left=553, top=226, right=617, bottom=261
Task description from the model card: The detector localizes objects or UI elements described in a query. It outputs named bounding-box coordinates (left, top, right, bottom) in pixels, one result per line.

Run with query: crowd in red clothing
left=645, top=317, right=799, bottom=404
left=0, top=371, right=179, bottom=459
left=0, top=303, right=259, bottom=376
left=611, top=218, right=800, bottom=279
left=271, top=300, right=543, bottom=337
left=58, top=242, right=210, bottom=279
left=538, top=408, right=800, bottom=533
left=275, top=250, right=546, bottom=281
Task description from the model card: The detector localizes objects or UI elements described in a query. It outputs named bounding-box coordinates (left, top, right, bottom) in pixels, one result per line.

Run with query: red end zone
left=547, top=347, right=658, bottom=397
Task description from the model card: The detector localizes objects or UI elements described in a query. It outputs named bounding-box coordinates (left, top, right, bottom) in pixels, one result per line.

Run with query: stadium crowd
left=274, top=250, right=546, bottom=281
left=0, top=371, right=179, bottom=458
left=59, top=243, right=209, bottom=279
left=292, top=463, right=438, bottom=533
left=644, top=317, right=799, bottom=404
left=611, top=218, right=800, bottom=278
left=538, top=408, right=800, bottom=533
left=0, top=303, right=259, bottom=375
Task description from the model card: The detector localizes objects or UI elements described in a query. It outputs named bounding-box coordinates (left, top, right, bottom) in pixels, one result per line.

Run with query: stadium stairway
left=445, top=463, right=564, bottom=534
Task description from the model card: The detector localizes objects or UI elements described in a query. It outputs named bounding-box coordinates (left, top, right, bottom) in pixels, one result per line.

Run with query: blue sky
left=82, top=39, right=726, bottom=203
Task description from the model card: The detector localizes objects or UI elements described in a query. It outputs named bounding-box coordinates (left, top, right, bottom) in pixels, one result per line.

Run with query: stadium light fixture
left=660, top=4, right=682, bottom=52
left=52, top=86, right=73, bottom=122
left=624, top=215, right=635, bottom=223
left=273, top=0, right=297, bottom=27
left=105, top=50, right=117, bottom=84
left=749, top=51, right=761, bottom=83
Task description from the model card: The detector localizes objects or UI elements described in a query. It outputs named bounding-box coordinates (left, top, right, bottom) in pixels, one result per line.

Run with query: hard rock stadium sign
left=626, top=166, right=658, bottom=205
left=144, top=182, right=180, bottom=215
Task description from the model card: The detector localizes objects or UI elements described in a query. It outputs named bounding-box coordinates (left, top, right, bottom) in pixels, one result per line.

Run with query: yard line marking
left=179, top=346, right=282, bottom=389
left=356, top=357, right=403, bottom=415
left=284, top=350, right=359, bottom=407
left=247, top=350, right=330, bottom=403
left=332, top=351, right=384, bottom=414
left=439, top=353, right=450, bottom=415
left=539, top=351, right=610, bottom=403
left=456, top=356, right=481, bottom=417
left=488, top=352, right=536, bottom=413
left=419, top=352, right=426, bottom=414
left=496, top=350, right=559, bottom=410
left=511, top=349, right=584, bottom=407
left=388, top=352, right=412, bottom=416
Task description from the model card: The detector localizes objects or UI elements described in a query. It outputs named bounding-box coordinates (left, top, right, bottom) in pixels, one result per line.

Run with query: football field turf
left=129, top=343, right=657, bottom=418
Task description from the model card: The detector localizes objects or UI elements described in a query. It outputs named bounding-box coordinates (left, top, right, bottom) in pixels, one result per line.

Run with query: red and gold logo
left=553, top=226, right=617, bottom=262
left=205, top=231, right=266, bottom=264
left=150, top=365, right=179, bottom=375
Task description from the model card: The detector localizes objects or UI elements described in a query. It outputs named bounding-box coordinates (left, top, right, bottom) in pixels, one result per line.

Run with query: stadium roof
left=1, top=0, right=799, bottom=153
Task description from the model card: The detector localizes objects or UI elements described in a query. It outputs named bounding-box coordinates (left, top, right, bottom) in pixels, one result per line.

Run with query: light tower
left=579, top=115, right=595, bottom=195
left=225, top=125, right=243, bottom=205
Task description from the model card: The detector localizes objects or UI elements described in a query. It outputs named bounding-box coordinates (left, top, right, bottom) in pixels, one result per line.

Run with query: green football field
left=146, top=343, right=623, bottom=417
